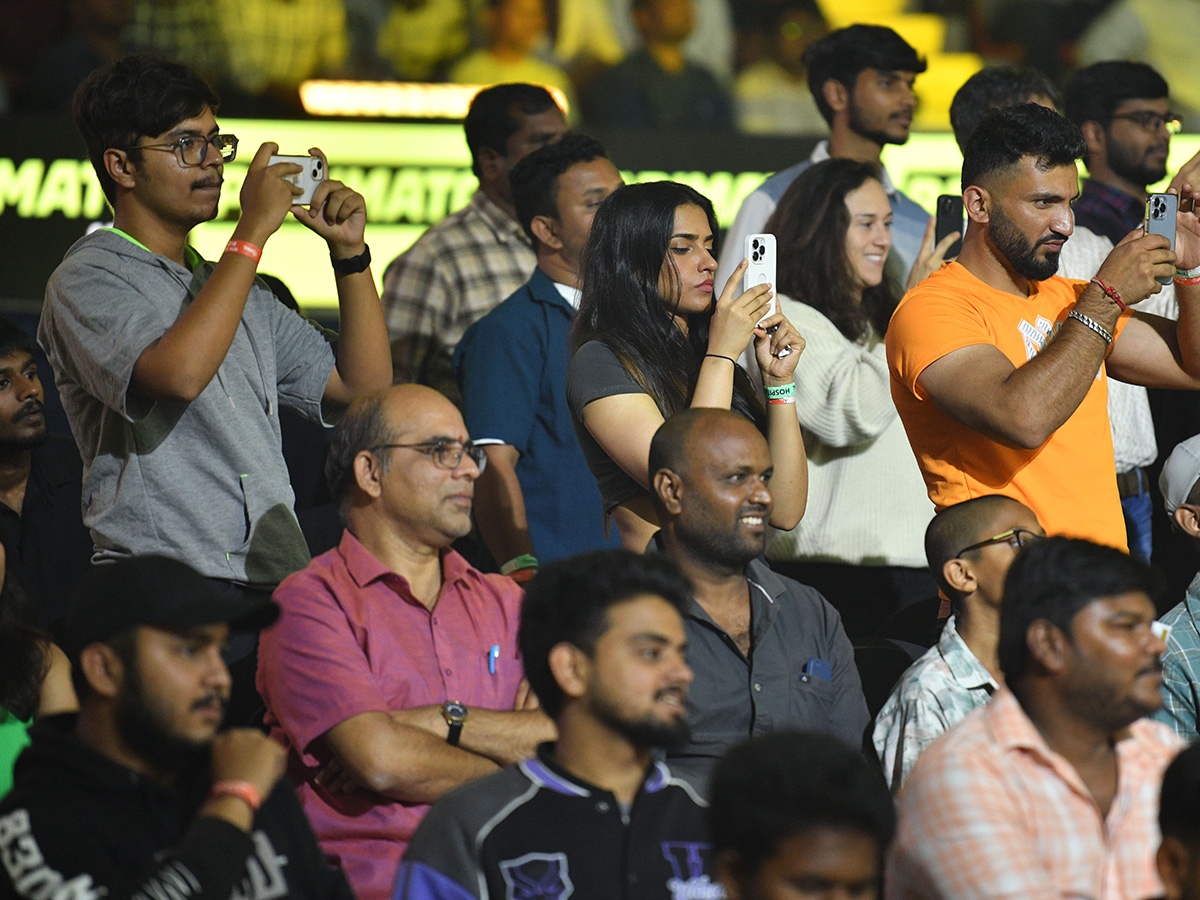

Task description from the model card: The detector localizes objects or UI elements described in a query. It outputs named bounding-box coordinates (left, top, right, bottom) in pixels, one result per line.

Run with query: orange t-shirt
left=886, top=261, right=1129, bottom=550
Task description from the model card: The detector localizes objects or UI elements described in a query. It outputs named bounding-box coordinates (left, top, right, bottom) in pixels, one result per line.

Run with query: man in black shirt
left=0, top=555, right=355, bottom=900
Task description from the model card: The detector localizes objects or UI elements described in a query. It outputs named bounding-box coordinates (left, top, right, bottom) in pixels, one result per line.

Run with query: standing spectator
left=718, top=25, right=930, bottom=297
left=583, top=0, right=732, bottom=130
left=733, top=0, right=828, bottom=136
left=761, top=158, right=936, bottom=638
left=396, top=550, right=721, bottom=900
left=381, top=83, right=567, bottom=401
left=455, top=135, right=624, bottom=571
left=888, top=538, right=1181, bottom=900
left=565, top=181, right=806, bottom=552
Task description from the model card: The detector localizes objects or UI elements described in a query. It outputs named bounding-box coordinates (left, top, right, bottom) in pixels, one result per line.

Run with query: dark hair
left=961, top=103, right=1086, bottom=193
left=803, top=25, right=925, bottom=124
left=1161, top=742, right=1200, bottom=843
left=950, top=66, right=1061, bottom=153
left=709, top=732, right=896, bottom=874
left=766, top=158, right=897, bottom=342
left=72, top=54, right=220, bottom=206
left=518, top=549, right=692, bottom=719
left=464, top=83, right=560, bottom=177
left=997, top=537, right=1162, bottom=684
left=924, top=495, right=1033, bottom=602
left=510, top=133, right=608, bottom=243
left=572, top=182, right=765, bottom=428
left=1064, top=61, right=1169, bottom=129
left=324, top=390, right=395, bottom=515
left=0, top=576, right=50, bottom=721
left=0, top=317, right=36, bottom=361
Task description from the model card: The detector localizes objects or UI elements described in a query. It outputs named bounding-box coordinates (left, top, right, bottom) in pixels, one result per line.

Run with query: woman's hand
left=707, top=259, right=775, bottom=359
left=754, top=311, right=805, bottom=385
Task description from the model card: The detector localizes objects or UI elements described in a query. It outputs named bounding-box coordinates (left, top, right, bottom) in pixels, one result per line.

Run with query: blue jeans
left=1121, top=486, right=1154, bottom=564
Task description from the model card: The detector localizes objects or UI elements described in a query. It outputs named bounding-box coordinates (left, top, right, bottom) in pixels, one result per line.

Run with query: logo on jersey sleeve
left=499, top=852, right=573, bottom=900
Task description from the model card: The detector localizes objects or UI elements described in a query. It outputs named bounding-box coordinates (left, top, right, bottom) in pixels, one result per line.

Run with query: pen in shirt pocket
left=488, top=644, right=500, bottom=675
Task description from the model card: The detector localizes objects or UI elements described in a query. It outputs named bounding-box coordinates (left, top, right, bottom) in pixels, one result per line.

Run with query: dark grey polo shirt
left=667, top=556, right=870, bottom=795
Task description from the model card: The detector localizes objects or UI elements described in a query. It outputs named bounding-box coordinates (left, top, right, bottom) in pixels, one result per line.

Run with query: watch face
left=444, top=701, right=467, bottom=722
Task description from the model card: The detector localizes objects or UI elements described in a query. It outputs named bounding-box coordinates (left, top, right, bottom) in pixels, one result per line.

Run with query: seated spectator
left=0, top=544, right=75, bottom=799
left=24, top=0, right=129, bottom=112
left=0, top=555, right=354, bottom=900
left=455, top=135, right=624, bottom=572
left=450, top=0, right=578, bottom=120
left=710, top=732, right=895, bottom=900
left=733, top=0, right=827, bottom=136
left=257, top=384, right=554, bottom=900
left=1153, top=434, right=1200, bottom=739
left=1158, top=741, right=1200, bottom=900
left=566, top=181, right=805, bottom=553
left=397, top=549, right=721, bottom=900
left=582, top=0, right=732, bottom=130
left=761, top=158, right=938, bottom=640
left=376, top=0, right=471, bottom=81
left=0, top=318, right=92, bottom=627
left=608, top=0, right=733, bottom=85
left=888, top=537, right=1181, bottom=900
left=873, top=495, right=1044, bottom=790
left=649, top=408, right=868, bottom=791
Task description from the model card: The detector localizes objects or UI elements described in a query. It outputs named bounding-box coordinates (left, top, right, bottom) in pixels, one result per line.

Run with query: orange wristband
left=224, top=239, right=262, bottom=262
left=209, top=779, right=263, bottom=812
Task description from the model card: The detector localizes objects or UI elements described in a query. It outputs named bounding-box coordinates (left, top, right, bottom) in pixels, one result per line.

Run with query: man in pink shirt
left=887, top=536, right=1181, bottom=900
left=256, top=384, right=555, bottom=900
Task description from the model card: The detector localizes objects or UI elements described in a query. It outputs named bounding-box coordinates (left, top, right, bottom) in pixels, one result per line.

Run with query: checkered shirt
left=887, top=688, right=1181, bottom=900
left=1155, top=573, right=1200, bottom=740
left=872, top=615, right=997, bottom=791
left=381, top=189, right=535, bottom=392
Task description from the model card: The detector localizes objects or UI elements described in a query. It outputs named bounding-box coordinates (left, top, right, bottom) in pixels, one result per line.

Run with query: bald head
left=649, top=408, right=764, bottom=501
left=925, top=495, right=1042, bottom=602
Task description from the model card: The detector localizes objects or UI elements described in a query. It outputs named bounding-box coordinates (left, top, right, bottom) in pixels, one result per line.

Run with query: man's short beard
left=0, top=430, right=47, bottom=457
left=991, top=205, right=1061, bottom=281
left=115, top=658, right=211, bottom=776
left=589, top=692, right=690, bottom=752
left=1107, top=133, right=1168, bottom=188
left=848, top=99, right=909, bottom=148
left=676, top=516, right=765, bottom=576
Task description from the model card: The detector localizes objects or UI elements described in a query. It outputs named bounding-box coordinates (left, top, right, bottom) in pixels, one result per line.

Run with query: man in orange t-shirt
left=887, top=103, right=1200, bottom=549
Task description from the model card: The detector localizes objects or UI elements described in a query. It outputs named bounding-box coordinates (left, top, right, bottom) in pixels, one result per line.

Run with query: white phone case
left=744, top=233, right=777, bottom=325
left=268, top=154, right=326, bottom=206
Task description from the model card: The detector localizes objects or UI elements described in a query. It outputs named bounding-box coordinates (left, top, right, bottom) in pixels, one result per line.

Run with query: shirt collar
left=470, top=189, right=531, bottom=246
left=522, top=743, right=669, bottom=796
left=938, top=615, right=999, bottom=691
left=337, top=528, right=476, bottom=595
left=808, top=139, right=897, bottom=195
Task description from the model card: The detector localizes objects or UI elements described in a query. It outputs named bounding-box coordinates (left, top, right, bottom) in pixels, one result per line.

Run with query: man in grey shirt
left=648, top=408, right=869, bottom=794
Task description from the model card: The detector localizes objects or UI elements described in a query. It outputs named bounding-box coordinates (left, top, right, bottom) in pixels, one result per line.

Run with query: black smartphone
left=935, top=194, right=965, bottom=260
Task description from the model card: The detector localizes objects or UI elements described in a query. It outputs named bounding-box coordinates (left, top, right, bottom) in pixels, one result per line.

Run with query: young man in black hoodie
left=0, top=555, right=354, bottom=900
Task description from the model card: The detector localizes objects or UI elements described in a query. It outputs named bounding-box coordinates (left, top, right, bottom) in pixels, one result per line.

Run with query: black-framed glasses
left=1110, top=111, right=1182, bottom=135
left=134, top=133, right=239, bottom=167
left=954, top=528, right=1043, bottom=558
left=370, top=440, right=487, bottom=474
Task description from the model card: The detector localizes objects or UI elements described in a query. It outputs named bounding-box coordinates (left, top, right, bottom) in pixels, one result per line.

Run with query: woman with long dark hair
left=763, top=158, right=936, bottom=638
left=567, top=181, right=807, bottom=551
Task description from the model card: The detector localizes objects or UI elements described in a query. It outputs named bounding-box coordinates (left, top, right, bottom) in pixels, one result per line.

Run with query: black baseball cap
left=55, top=555, right=280, bottom=661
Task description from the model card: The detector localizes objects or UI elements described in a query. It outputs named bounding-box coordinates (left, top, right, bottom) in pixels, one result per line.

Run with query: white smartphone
left=744, top=233, right=777, bottom=326
left=268, top=154, right=327, bottom=206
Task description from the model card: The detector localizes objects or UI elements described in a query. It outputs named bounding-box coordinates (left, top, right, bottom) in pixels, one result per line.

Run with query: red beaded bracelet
left=1089, top=276, right=1125, bottom=311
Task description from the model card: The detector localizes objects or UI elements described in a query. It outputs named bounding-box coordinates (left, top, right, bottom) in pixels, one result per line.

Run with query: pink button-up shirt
left=887, top=687, right=1182, bottom=900
left=257, top=529, right=525, bottom=900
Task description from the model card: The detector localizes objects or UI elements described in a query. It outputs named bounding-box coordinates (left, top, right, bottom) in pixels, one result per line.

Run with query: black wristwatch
left=442, top=700, right=468, bottom=746
left=330, top=244, right=371, bottom=275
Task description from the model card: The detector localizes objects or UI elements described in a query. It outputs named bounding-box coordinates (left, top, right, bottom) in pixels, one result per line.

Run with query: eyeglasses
left=370, top=440, right=487, bottom=474
left=1109, top=111, right=1182, bottom=135
left=133, top=133, right=239, bottom=167
left=954, top=528, right=1043, bottom=558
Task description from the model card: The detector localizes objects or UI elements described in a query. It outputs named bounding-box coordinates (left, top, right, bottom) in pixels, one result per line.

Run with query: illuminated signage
left=4, top=121, right=1197, bottom=310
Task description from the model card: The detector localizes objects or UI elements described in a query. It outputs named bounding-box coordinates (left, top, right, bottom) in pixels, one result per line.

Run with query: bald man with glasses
left=257, top=384, right=554, bottom=900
